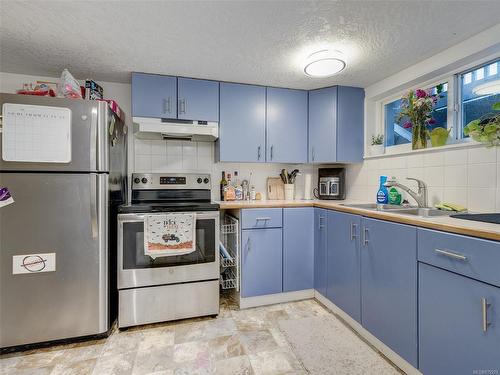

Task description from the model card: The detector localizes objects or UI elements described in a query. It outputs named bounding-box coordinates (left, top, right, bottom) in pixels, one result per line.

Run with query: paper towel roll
left=303, top=173, right=312, bottom=200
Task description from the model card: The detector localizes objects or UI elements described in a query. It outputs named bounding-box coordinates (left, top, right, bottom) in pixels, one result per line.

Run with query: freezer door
left=0, top=93, right=110, bottom=172
left=0, top=172, right=108, bottom=348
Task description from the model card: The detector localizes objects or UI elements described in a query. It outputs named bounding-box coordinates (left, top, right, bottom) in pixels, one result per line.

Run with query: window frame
left=373, top=55, right=499, bottom=156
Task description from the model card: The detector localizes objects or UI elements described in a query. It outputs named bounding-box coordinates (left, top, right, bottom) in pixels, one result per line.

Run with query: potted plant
left=371, top=134, right=385, bottom=156
left=397, top=86, right=442, bottom=150
left=464, top=102, right=500, bottom=147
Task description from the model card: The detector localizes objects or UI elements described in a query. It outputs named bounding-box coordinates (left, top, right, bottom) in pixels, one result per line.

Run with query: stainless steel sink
left=341, top=203, right=453, bottom=218
left=390, top=207, right=453, bottom=218
left=341, top=203, right=415, bottom=211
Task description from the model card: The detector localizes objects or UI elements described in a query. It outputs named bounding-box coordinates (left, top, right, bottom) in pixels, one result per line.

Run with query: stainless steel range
left=117, top=173, right=219, bottom=328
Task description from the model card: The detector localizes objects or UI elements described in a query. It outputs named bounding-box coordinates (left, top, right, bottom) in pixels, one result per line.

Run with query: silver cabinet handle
left=255, top=217, right=271, bottom=221
left=247, top=237, right=251, bottom=253
left=482, top=298, right=491, bottom=332
left=350, top=223, right=357, bottom=241
left=270, top=145, right=274, bottom=161
left=179, top=98, right=186, bottom=114
left=363, top=227, right=369, bottom=246
left=257, top=146, right=261, bottom=161
left=312, top=146, right=315, bottom=162
left=164, top=97, right=172, bottom=114
left=90, top=174, right=98, bottom=239
left=319, top=216, right=325, bottom=229
left=435, top=249, right=468, bottom=261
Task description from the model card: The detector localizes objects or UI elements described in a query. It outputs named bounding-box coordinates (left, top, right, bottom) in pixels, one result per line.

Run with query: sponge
left=435, top=202, right=467, bottom=212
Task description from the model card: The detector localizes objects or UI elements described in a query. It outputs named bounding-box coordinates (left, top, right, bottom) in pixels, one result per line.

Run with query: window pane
left=461, top=60, right=500, bottom=137
left=384, top=84, right=448, bottom=147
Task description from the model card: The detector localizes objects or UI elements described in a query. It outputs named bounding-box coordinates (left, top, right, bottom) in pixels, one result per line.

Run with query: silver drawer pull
left=482, top=298, right=491, bottom=332
left=434, top=248, right=468, bottom=261
left=255, top=217, right=271, bottom=221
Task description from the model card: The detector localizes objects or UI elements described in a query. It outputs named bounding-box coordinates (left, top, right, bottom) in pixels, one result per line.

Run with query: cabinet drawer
left=418, top=228, right=500, bottom=287
left=241, top=208, right=282, bottom=229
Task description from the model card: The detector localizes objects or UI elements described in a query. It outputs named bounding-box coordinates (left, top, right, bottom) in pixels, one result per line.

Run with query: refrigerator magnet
left=0, top=187, right=14, bottom=208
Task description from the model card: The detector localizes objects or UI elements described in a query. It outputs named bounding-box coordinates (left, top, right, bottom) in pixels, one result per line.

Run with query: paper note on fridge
left=2, top=103, right=72, bottom=163
left=13, top=253, right=56, bottom=274
left=144, top=213, right=196, bottom=259
left=0, top=187, right=14, bottom=208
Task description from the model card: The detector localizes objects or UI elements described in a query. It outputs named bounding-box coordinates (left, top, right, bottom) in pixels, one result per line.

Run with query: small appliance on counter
left=316, top=167, right=346, bottom=200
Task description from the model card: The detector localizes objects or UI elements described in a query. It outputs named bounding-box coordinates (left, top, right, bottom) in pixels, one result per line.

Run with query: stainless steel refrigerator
left=0, top=93, right=127, bottom=349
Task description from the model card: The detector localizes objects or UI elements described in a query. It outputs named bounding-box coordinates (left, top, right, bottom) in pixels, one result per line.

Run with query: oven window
left=122, top=218, right=216, bottom=269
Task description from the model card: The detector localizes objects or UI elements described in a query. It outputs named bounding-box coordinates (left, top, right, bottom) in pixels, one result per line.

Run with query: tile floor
left=0, top=297, right=398, bottom=375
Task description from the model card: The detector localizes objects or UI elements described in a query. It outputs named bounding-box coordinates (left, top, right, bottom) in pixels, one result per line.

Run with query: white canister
left=284, top=184, right=295, bottom=201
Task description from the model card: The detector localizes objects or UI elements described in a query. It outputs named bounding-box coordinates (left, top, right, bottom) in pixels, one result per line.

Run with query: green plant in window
left=464, top=102, right=500, bottom=147
left=371, top=134, right=384, bottom=145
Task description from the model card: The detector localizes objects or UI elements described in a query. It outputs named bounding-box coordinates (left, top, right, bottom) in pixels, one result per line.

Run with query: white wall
left=0, top=71, right=317, bottom=201
left=348, top=24, right=500, bottom=213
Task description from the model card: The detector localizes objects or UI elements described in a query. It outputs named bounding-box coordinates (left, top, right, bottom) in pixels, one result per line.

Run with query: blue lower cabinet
left=241, top=228, right=282, bottom=298
left=314, top=208, right=328, bottom=297
left=361, top=218, right=418, bottom=367
left=419, top=263, right=500, bottom=375
left=283, top=208, right=314, bottom=292
left=327, top=210, right=362, bottom=322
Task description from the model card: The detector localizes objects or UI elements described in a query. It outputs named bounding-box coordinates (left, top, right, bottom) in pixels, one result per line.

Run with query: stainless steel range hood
left=133, top=117, right=219, bottom=141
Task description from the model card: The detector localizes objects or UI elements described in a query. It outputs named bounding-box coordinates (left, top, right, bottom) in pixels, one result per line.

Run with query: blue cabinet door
left=314, top=208, right=328, bottom=297
left=218, top=83, right=266, bottom=162
left=308, top=87, right=337, bottom=163
left=327, top=210, right=361, bottom=322
left=419, top=263, right=500, bottom=375
left=177, top=77, right=219, bottom=122
left=132, top=72, right=177, bottom=118
left=337, top=86, right=364, bottom=162
left=241, top=228, right=282, bottom=298
left=266, top=88, right=308, bottom=163
left=361, top=218, right=417, bottom=367
left=283, top=208, right=314, bottom=292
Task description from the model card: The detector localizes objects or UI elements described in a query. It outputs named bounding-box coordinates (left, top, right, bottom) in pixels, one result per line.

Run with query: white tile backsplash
left=346, top=146, right=500, bottom=213
left=132, top=138, right=317, bottom=201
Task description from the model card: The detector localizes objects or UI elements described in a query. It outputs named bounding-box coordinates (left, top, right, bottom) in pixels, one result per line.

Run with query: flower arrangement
left=464, top=102, right=500, bottom=147
left=396, top=86, right=442, bottom=150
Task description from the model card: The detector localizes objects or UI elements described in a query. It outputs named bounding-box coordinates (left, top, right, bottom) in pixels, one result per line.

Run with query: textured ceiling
left=1, top=1, right=500, bottom=89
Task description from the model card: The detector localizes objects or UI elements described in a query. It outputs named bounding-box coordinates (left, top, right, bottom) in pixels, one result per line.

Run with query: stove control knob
left=141, top=177, right=148, bottom=184
left=204, top=178, right=210, bottom=184
left=197, top=178, right=203, bottom=184
left=134, top=177, right=140, bottom=184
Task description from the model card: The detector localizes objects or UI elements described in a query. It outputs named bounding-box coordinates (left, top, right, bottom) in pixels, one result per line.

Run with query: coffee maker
left=316, top=167, right=346, bottom=200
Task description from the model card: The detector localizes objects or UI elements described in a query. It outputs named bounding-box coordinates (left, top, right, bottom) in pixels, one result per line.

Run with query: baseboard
left=239, top=289, right=314, bottom=309
left=314, top=291, right=422, bottom=375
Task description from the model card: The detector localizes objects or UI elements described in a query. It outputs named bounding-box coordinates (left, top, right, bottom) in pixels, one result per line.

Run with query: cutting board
left=267, top=177, right=285, bottom=200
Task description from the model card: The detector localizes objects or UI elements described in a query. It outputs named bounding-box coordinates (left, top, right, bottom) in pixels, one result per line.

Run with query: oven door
left=118, top=211, right=219, bottom=289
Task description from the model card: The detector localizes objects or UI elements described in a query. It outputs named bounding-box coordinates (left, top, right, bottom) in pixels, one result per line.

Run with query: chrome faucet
left=384, top=177, right=428, bottom=208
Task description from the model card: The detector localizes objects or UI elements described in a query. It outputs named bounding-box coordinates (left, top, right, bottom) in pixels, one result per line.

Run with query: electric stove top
left=450, top=213, right=500, bottom=225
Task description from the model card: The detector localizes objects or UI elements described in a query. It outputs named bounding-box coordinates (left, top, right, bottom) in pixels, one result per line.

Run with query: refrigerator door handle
left=90, top=106, right=98, bottom=170
left=90, top=174, right=98, bottom=239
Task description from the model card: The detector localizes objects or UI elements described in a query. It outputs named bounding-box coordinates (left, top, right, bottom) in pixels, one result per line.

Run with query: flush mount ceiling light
left=472, top=79, right=500, bottom=95
left=303, top=50, right=346, bottom=78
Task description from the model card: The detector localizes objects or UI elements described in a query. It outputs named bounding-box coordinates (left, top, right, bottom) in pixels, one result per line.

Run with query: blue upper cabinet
left=132, top=72, right=177, bottom=119
left=266, top=88, right=308, bottom=163
left=283, top=208, right=314, bottom=292
left=177, top=77, right=219, bottom=122
left=360, top=217, right=418, bottom=367
left=308, top=86, right=364, bottom=163
left=314, top=208, right=328, bottom=297
left=309, top=87, right=337, bottom=163
left=419, top=263, right=500, bottom=375
left=218, top=83, right=266, bottom=162
left=327, top=210, right=362, bottom=322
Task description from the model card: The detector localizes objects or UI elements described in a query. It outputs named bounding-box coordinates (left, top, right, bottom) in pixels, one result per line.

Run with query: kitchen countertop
left=218, top=200, right=500, bottom=242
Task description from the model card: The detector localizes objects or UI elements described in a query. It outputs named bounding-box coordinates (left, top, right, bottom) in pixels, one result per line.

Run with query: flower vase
left=412, top=124, right=427, bottom=150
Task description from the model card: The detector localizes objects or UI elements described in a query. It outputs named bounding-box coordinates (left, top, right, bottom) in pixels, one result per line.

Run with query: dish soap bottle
left=376, top=175, right=389, bottom=204
left=387, top=176, right=402, bottom=205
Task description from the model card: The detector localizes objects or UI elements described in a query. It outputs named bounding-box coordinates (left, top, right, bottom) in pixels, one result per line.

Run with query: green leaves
left=492, top=102, right=500, bottom=111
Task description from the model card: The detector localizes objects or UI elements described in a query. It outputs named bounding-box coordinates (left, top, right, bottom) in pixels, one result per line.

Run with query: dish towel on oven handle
left=144, top=213, right=196, bottom=259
